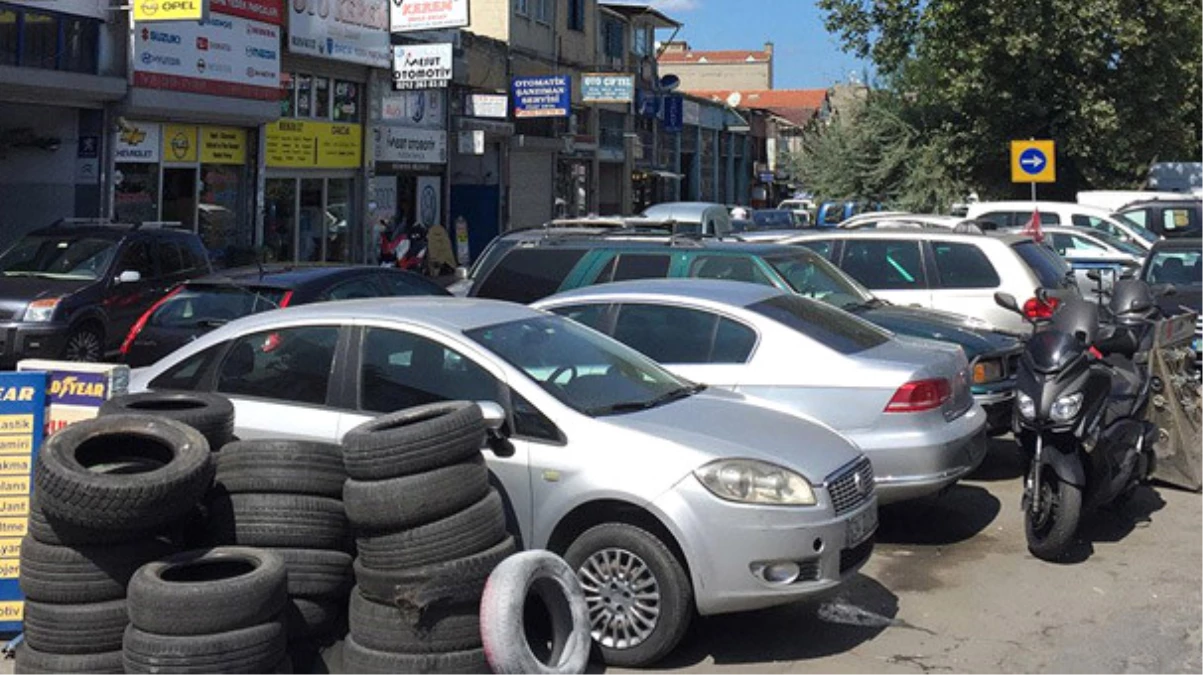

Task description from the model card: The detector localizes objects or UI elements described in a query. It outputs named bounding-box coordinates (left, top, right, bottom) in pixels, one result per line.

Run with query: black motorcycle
left=994, top=279, right=1171, bottom=560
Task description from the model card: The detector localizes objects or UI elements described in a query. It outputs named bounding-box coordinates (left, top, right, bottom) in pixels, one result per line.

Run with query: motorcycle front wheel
left=1025, top=465, right=1083, bottom=561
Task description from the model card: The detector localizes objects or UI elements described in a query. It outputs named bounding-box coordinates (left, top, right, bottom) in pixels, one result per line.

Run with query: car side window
left=546, top=303, right=612, bottom=333
left=611, top=254, right=672, bottom=282
left=149, top=343, right=226, bottom=391
left=839, top=240, right=925, bottom=290
left=359, top=328, right=501, bottom=413
left=322, top=277, right=381, bottom=301
left=931, top=241, right=1000, bottom=288
left=216, top=326, right=339, bottom=405
left=510, top=390, right=562, bottom=443
left=379, top=271, right=447, bottom=296
left=976, top=212, right=1013, bottom=229
left=115, top=240, right=155, bottom=280
left=612, top=303, right=756, bottom=364
left=1070, top=214, right=1117, bottom=237
left=1121, top=209, right=1149, bottom=227
left=687, top=255, right=774, bottom=286
left=157, top=242, right=186, bottom=277
left=1162, top=208, right=1197, bottom=234
left=473, top=249, right=587, bottom=303
left=796, top=240, right=836, bottom=261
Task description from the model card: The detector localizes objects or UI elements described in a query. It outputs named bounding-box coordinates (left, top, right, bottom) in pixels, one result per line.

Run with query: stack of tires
left=123, top=547, right=289, bottom=673
left=99, top=392, right=236, bottom=454
left=341, top=402, right=515, bottom=674
left=18, top=415, right=213, bottom=674
left=204, top=439, right=352, bottom=656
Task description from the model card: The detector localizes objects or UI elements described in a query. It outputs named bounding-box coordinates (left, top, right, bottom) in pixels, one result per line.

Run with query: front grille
left=795, top=559, right=821, bottom=583
left=826, top=457, right=874, bottom=516
left=840, top=536, right=875, bottom=573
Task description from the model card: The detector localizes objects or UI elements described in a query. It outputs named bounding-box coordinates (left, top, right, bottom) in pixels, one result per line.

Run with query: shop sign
left=416, top=176, right=441, bottom=226
left=115, top=122, right=161, bottom=163
left=200, top=127, right=247, bottom=164
left=265, top=120, right=363, bottom=168
left=661, top=94, right=683, bottom=133
left=288, top=0, right=389, bottom=67
left=380, top=90, right=444, bottom=128
left=132, top=15, right=280, bottom=100
left=134, top=0, right=204, bottom=23
left=390, top=0, right=468, bottom=32
left=581, top=73, right=634, bottom=104
left=392, top=43, right=452, bottom=90
left=9, top=0, right=105, bottom=20
left=163, top=124, right=198, bottom=163
left=457, top=130, right=484, bottom=155
left=373, top=126, right=447, bottom=164
left=75, top=136, right=100, bottom=185
left=208, top=0, right=283, bottom=24
left=512, top=75, right=569, bottom=119
left=0, top=370, right=49, bottom=632
left=465, top=93, right=507, bottom=119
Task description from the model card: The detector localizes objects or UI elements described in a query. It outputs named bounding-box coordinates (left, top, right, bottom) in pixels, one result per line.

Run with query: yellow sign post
left=1010, top=140, right=1056, bottom=183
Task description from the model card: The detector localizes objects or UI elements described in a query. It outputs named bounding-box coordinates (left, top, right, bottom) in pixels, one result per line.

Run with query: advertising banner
left=390, top=0, right=468, bottom=32
left=163, top=124, right=198, bottom=163
left=373, top=126, right=447, bottom=164
left=16, top=361, right=130, bottom=438
left=380, top=90, right=444, bottom=128
left=391, top=43, right=453, bottom=90
left=581, top=73, right=634, bottom=104
left=465, top=93, right=507, bottom=119
left=200, top=127, right=248, bottom=164
left=288, top=0, right=389, bottom=67
left=115, top=122, right=162, bottom=163
left=132, top=15, right=280, bottom=100
left=208, top=0, right=283, bottom=23
left=134, top=0, right=204, bottom=23
left=512, top=75, right=570, bottom=119
left=265, top=120, right=363, bottom=168
left=0, top=371, right=48, bottom=633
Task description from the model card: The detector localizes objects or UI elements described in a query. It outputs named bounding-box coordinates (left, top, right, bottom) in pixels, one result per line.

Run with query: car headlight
left=1050, top=392, right=1083, bottom=423
left=972, top=358, right=1004, bottom=384
left=23, top=298, right=61, bottom=322
left=694, top=459, right=816, bottom=506
left=1017, top=392, right=1036, bottom=419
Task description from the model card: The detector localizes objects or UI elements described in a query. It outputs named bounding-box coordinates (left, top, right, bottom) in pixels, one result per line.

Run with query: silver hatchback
left=129, top=298, right=877, bottom=667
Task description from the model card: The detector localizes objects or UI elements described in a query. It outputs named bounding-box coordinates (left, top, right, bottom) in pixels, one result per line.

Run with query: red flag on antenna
left=1022, top=208, right=1044, bottom=243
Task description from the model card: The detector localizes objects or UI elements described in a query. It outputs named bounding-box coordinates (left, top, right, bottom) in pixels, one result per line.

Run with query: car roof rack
left=132, top=221, right=186, bottom=230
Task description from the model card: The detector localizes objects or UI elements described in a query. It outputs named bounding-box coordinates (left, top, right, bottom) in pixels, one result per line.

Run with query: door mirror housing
left=477, top=400, right=506, bottom=431
left=116, top=270, right=142, bottom=284
left=994, top=291, right=1020, bottom=314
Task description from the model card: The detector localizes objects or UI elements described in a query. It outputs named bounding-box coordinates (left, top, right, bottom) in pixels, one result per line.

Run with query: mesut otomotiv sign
left=392, top=43, right=453, bottom=90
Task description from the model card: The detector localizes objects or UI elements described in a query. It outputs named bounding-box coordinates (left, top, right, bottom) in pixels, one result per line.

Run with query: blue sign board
left=581, top=73, right=634, bottom=104
left=634, top=89, right=658, bottom=118
left=1018, top=147, right=1047, bottom=175
left=661, top=94, right=684, bottom=133
left=512, top=75, right=571, bottom=119
left=0, top=371, right=48, bottom=633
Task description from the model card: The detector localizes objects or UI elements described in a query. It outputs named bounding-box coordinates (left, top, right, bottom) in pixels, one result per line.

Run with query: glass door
left=299, top=178, right=325, bottom=262
left=265, top=178, right=297, bottom=263
left=161, top=168, right=197, bottom=230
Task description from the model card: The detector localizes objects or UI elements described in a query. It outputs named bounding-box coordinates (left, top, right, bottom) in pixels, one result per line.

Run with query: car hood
left=0, top=276, right=93, bottom=316
left=602, top=388, right=862, bottom=483
left=852, top=304, right=1019, bottom=358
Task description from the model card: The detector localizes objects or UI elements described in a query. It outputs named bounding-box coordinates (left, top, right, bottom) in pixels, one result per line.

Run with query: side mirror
left=994, top=291, right=1020, bottom=314
left=477, top=400, right=506, bottom=431
left=454, top=266, right=469, bottom=281
left=1086, top=270, right=1102, bottom=282
left=116, top=270, right=141, bottom=284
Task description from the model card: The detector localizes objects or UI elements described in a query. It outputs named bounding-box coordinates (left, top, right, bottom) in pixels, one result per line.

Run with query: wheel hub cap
left=577, top=548, right=661, bottom=650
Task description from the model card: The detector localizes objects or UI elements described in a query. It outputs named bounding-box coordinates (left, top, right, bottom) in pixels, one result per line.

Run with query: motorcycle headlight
left=23, top=298, right=61, bottom=322
left=1050, top=392, right=1084, bottom=423
left=972, top=358, right=1004, bottom=384
left=1017, top=392, right=1036, bottom=419
left=694, top=459, right=816, bottom=506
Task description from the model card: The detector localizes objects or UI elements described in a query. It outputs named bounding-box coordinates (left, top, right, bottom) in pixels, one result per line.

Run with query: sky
left=648, top=0, right=874, bottom=90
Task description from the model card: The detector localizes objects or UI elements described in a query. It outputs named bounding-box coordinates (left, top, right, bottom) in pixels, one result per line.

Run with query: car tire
left=479, top=551, right=591, bottom=675
left=349, top=586, right=481, bottom=654
left=34, top=415, right=214, bottom=532
left=23, top=598, right=128, bottom=655
left=275, top=548, right=353, bottom=599
left=355, top=490, right=506, bottom=570
left=61, top=324, right=104, bottom=363
left=126, top=547, right=287, bottom=636
left=562, top=523, right=694, bottom=668
left=215, top=440, right=346, bottom=498
left=342, top=401, right=485, bottom=481
left=285, top=597, right=343, bottom=641
left=15, top=644, right=123, bottom=674
left=206, top=492, right=349, bottom=551
left=122, top=620, right=286, bottom=674
left=99, top=392, right=235, bottom=452
left=341, top=634, right=489, bottom=674
left=19, top=536, right=176, bottom=604
left=343, top=455, right=489, bottom=531
left=27, top=494, right=159, bottom=547
left=354, top=535, right=516, bottom=609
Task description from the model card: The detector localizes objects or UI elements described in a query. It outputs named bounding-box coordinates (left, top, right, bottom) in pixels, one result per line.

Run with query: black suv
left=1117, top=197, right=1202, bottom=238
left=0, top=220, right=212, bottom=365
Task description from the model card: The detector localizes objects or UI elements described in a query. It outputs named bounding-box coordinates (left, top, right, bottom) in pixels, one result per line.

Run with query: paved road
left=615, top=437, right=1202, bottom=674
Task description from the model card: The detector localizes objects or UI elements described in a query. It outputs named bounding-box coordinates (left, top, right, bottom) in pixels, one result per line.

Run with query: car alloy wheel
left=63, top=329, right=102, bottom=362
left=576, top=547, right=661, bottom=650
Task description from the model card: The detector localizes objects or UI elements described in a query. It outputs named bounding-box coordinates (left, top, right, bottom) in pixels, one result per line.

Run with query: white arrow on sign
left=1021, top=155, right=1044, bottom=170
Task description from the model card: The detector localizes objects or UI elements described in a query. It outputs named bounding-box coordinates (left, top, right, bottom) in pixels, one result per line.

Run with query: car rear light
left=278, top=290, right=294, bottom=308
left=120, top=286, right=183, bottom=356
left=1022, top=296, right=1060, bottom=320
left=885, top=378, right=951, bottom=413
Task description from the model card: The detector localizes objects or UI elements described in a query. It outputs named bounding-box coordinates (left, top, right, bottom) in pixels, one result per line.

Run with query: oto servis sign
left=391, top=43, right=452, bottom=90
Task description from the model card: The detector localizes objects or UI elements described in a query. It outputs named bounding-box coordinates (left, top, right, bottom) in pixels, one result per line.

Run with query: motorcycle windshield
left=1026, top=330, right=1087, bottom=373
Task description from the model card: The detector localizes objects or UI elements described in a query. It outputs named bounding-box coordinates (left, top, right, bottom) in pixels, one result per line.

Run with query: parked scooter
left=994, top=279, right=1173, bottom=560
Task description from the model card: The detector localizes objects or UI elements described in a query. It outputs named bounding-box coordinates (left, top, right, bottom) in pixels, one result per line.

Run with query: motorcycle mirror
left=994, top=291, right=1021, bottom=314
left=1086, top=270, right=1102, bottom=282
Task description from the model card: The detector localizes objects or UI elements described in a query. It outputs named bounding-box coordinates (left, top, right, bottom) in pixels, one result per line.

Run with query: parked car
left=1139, top=238, right=1202, bottom=375
left=467, top=232, right=1023, bottom=433
left=995, top=225, right=1145, bottom=296
left=121, top=264, right=450, bottom=367
left=777, top=199, right=814, bottom=226
left=1116, top=197, right=1202, bottom=239
left=534, top=279, right=987, bottom=503
left=640, top=202, right=733, bottom=236
left=965, top=200, right=1159, bottom=251
left=0, top=220, right=211, bottom=365
left=838, top=213, right=970, bottom=230
left=129, top=297, right=878, bottom=667
left=749, top=209, right=805, bottom=230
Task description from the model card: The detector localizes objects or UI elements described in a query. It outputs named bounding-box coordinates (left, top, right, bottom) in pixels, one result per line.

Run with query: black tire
left=356, top=490, right=506, bottom=570
left=285, top=597, right=343, bottom=641
left=122, top=620, right=286, bottom=674
left=61, top=324, right=104, bottom=363
left=342, top=401, right=485, bottom=480
left=27, top=493, right=159, bottom=546
left=15, top=644, right=123, bottom=674
left=355, top=536, right=516, bottom=609
left=206, top=492, right=349, bottom=551
left=275, top=548, right=353, bottom=599
left=99, top=391, right=235, bottom=452
left=562, top=523, right=694, bottom=668
left=342, top=635, right=490, bottom=674
left=1025, top=467, right=1083, bottom=561
left=344, top=455, right=489, bottom=531
left=216, top=440, right=345, bottom=498
left=23, top=598, right=128, bottom=655
left=19, top=535, right=175, bottom=604
left=479, top=551, right=591, bottom=675
left=34, top=414, right=214, bottom=532
left=349, top=586, right=481, bottom=654
left=127, top=547, right=287, bottom=636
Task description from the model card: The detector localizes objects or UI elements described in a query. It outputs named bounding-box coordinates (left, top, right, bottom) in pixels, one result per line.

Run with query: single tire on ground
left=122, top=620, right=286, bottom=674
left=341, top=634, right=490, bottom=674
left=206, top=492, right=349, bottom=550
left=343, top=455, right=489, bottom=531
left=355, top=535, right=516, bottom=609
left=284, top=597, right=343, bottom=641
left=27, top=494, right=159, bottom=546
left=355, top=490, right=506, bottom=570
left=99, top=391, right=235, bottom=452
left=23, top=598, right=128, bottom=655
left=34, top=415, right=214, bottom=532
left=342, top=401, right=485, bottom=480
left=349, top=586, right=481, bottom=654
left=127, top=546, right=287, bottom=636
left=15, top=644, right=123, bottom=674
left=479, top=551, right=591, bottom=675
left=19, top=536, right=176, bottom=604
left=215, top=440, right=345, bottom=498
left=275, top=548, right=353, bottom=599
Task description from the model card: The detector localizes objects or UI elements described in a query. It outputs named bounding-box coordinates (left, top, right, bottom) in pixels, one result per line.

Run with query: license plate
left=846, top=506, right=878, bottom=546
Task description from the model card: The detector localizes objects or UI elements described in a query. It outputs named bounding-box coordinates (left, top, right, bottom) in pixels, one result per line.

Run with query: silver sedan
left=533, top=279, right=989, bottom=504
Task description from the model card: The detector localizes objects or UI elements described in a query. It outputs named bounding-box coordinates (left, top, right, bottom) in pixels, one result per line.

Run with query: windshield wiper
left=587, top=384, right=706, bottom=416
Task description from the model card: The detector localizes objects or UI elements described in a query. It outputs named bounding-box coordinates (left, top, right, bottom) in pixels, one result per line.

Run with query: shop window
left=0, top=9, right=18, bottom=66
left=325, top=179, right=352, bottom=262
left=114, top=164, right=160, bottom=225
left=200, top=165, right=248, bottom=263
left=265, top=179, right=297, bottom=263
left=567, top=0, right=585, bottom=30
left=21, top=10, right=56, bottom=69
left=280, top=73, right=296, bottom=117
left=314, top=76, right=330, bottom=119
left=296, top=75, right=313, bottom=118
left=333, top=81, right=360, bottom=123
left=61, top=15, right=97, bottom=73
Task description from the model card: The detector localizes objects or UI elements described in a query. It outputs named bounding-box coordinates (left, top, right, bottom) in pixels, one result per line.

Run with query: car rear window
left=149, top=285, right=288, bottom=328
left=473, top=248, right=587, bottom=303
left=1012, top=241, right=1069, bottom=288
left=748, top=294, right=891, bottom=354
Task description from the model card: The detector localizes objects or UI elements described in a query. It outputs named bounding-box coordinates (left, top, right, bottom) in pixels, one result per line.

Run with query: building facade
left=657, top=41, right=773, bottom=91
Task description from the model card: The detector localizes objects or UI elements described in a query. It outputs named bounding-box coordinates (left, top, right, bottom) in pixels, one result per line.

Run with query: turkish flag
left=1022, top=208, right=1044, bottom=243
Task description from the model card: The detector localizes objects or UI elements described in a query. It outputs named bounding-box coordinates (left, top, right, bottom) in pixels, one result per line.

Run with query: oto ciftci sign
left=512, top=75, right=570, bottom=118
left=391, top=43, right=453, bottom=90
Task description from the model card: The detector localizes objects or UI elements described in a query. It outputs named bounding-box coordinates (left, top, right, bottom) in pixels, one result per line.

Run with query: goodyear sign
left=17, top=361, right=129, bottom=438
left=135, top=0, right=206, bottom=22
left=0, top=371, right=48, bottom=633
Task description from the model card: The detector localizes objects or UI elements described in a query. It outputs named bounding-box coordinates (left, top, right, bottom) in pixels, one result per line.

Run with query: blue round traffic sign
left=1018, top=148, right=1047, bottom=175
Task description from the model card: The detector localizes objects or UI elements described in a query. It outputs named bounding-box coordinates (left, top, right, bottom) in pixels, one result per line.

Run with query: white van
left=965, top=200, right=1159, bottom=252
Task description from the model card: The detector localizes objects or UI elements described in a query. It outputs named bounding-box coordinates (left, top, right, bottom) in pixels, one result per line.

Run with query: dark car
left=0, top=221, right=212, bottom=365
left=1118, top=198, right=1202, bottom=238
left=1139, top=238, right=1201, bottom=374
left=121, top=265, right=450, bottom=366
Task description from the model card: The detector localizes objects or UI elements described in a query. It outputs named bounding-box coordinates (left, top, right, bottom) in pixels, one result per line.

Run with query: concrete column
left=726, top=132, right=736, bottom=204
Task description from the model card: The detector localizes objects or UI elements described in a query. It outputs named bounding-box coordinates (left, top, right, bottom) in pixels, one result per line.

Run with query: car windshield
left=464, top=315, right=697, bottom=417
left=751, top=210, right=799, bottom=229
left=149, top=285, right=288, bottom=329
left=1143, top=250, right=1202, bottom=286
left=1111, top=212, right=1159, bottom=244
left=0, top=235, right=118, bottom=280
left=764, top=250, right=874, bottom=308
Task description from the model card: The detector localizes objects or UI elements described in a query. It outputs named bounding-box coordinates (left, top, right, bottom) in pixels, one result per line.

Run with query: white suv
left=965, top=200, right=1159, bottom=252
